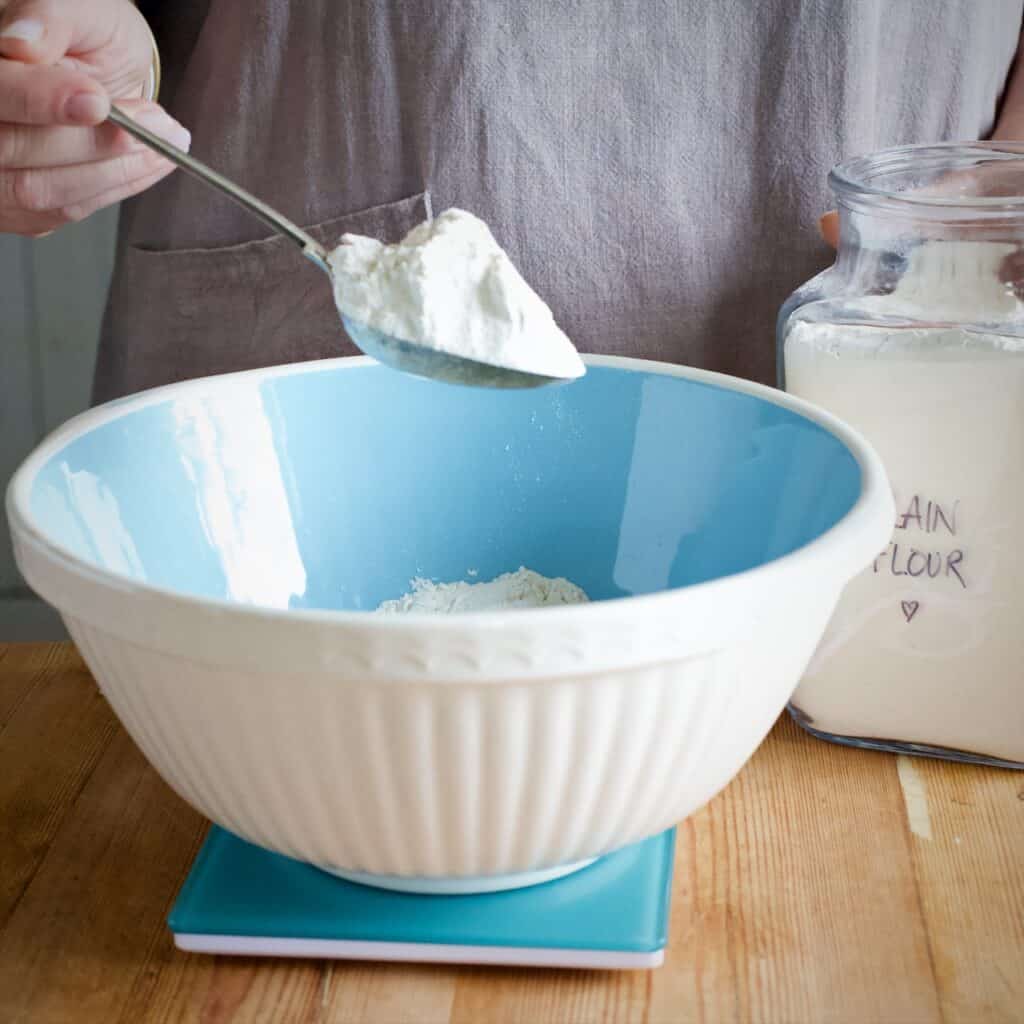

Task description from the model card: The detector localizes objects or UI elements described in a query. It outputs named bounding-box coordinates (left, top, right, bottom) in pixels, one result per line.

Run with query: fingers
left=1, top=144, right=167, bottom=210
left=999, top=247, right=1024, bottom=298
left=0, top=58, right=108, bottom=125
left=0, top=152, right=175, bottom=234
left=0, top=118, right=128, bottom=168
left=0, top=100, right=189, bottom=168
left=62, top=156, right=175, bottom=222
left=0, top=1, right=175, bottom=234
left=0, top=0, right=146, bottom=127
left=0, top=96, right=189, bottom=236
left=819, top=210, right=839, bottom=249
left=0, top=0, right=75, bottom=64
left=0, top=0, right=126, bottom=64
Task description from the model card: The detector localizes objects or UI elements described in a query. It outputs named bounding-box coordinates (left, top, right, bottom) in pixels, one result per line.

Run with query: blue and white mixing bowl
left=7, top=356, right=892, bottom=892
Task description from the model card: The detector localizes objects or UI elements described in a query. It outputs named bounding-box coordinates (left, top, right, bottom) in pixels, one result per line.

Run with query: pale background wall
left=0, top=209, right=119, bottom=639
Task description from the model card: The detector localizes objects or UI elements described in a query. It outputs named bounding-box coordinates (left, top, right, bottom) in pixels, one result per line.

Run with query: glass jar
left=779, top=142, right=1024, bottom=769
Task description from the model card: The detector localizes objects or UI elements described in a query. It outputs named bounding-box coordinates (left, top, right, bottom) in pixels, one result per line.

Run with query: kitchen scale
left=169, top=826, right=676, bottom=970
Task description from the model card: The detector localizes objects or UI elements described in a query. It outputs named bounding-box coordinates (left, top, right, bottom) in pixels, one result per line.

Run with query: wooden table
left=1, top=644, right=1021, bottom=1023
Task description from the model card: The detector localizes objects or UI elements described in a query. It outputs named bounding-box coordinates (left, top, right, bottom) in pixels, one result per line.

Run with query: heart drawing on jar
left=901, top=600, right=920, bottom=623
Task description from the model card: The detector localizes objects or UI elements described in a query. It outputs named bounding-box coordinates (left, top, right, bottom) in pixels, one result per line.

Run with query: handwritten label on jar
left=873, top=495, right=967, bottom=598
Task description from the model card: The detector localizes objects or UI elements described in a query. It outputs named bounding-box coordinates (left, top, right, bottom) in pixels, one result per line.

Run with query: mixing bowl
left=7, top=355, right=892, bottom=893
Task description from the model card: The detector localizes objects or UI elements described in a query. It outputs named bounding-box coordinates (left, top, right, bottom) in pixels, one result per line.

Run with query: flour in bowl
left=328, top=208, right=585, bottom=381
left=375, top=567, right=589, bottom=615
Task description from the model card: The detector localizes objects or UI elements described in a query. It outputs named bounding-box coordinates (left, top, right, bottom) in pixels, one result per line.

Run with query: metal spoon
left=108, top=106, right=571, bottom=389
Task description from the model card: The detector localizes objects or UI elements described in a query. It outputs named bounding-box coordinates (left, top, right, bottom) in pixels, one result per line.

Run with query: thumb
left=0, top=0, right=122, bottom=63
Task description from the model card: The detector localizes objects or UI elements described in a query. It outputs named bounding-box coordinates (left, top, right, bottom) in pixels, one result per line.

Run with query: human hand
left=816, top=159, right=1024, bottom=295
left=817, top=150, right=1024, bottom=252
left=819, top=210, right=839, bottom=248
left=0, top=0, right=190, bottom=236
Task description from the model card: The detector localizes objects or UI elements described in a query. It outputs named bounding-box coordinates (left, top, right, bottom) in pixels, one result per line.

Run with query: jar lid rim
left=831, top=142, right=1024, bottom=212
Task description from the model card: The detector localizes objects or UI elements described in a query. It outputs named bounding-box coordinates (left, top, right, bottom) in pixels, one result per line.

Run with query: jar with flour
left=779, top=142, right=1024, bottom=769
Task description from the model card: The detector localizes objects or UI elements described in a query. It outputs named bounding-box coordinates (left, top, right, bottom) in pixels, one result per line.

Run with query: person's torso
left=96, top=0, right=1022, bottom=400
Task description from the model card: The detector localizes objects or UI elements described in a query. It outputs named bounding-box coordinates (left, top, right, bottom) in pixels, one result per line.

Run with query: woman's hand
left=0, top=0, right=190, bottom=236
left=818, top=210, right=839, bottom=248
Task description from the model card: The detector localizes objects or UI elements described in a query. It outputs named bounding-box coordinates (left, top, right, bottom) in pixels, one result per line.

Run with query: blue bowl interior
left=26, top=364, right=861, bottom=612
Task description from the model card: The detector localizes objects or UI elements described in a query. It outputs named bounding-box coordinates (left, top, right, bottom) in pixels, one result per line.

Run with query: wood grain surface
left=0, top=643, right=1021, bottom=1024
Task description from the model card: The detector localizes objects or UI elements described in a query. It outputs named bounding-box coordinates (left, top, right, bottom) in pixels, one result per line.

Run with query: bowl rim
left=6, top=354, right=893, bottom=645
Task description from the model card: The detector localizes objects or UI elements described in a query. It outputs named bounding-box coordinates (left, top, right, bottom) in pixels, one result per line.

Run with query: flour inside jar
left=785, top=240, right=1024, bottom=765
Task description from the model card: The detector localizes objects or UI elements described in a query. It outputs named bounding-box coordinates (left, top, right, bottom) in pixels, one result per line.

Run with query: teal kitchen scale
left=169, top=827, right=676, bottom=970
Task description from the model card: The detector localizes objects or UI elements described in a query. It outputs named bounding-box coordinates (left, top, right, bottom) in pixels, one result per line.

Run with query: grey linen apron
left=95, top=0, right=1023, bottom=402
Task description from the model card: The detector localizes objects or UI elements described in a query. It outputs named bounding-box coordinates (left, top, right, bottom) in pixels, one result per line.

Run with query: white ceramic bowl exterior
left=57, top=591, right=833, bottom=879
left=8, top=356, right=893, bottom=883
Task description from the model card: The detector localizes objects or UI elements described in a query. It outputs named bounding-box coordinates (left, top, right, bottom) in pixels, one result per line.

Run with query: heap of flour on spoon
left=328, top=208, right=586, bottom=381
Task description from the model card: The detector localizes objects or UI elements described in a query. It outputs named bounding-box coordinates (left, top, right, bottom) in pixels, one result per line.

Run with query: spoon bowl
left=340, top=316, right=569, bottom=388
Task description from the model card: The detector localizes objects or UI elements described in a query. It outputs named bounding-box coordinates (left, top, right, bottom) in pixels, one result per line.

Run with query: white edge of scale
left=172, top=933, right=665, bottom=970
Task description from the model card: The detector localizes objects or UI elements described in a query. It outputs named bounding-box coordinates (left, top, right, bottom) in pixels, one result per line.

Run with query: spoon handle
left=107, top=105, right=331, bottom=274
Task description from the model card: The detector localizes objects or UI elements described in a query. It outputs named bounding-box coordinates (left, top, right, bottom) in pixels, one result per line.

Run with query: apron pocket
left=94, top=192, right=431, bottom=402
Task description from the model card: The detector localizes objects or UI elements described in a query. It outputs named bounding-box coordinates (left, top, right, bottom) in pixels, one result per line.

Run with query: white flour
left=375, top=567, right=589, bottom=615
left=329, top=208, right=585, bottom=380
left=785, top=240, right=1024, bottom=763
